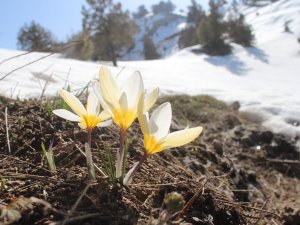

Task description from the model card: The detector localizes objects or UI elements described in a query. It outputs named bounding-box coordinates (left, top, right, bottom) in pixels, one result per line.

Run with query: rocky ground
left=0, top=95, right=299, bottom=225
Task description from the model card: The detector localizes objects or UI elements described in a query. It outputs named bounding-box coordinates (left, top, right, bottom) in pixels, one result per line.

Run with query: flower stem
left=87, top=128, right=92, bottom=147
left=123, top=152, right=148, bottom=186
left=119, top=129, right=126, bottom=157
left=86, top=128, right=95, bottom=181
left=115, top=129, right=126, bottom=178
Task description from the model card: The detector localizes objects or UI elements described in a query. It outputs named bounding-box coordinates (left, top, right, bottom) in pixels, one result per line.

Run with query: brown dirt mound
left=0, top=95, right=299, bottom=225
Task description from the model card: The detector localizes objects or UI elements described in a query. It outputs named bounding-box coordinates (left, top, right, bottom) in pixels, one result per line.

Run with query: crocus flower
left=93, top=66, right=159, bottom=133
left=139, top=93, right=203, bottom=156
left=93, top=66, right=159, bottom=179
left=123, top=94, right=203, bottom=185
left=53, top=89, right=111, bottom=130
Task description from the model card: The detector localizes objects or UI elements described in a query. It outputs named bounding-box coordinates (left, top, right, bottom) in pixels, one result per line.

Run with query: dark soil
left=0, top=95, right=299, bottom=225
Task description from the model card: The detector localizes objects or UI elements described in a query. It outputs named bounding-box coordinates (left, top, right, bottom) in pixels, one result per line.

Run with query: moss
left=0, top=96, right=10, bottom=104
left=158, top=95, right=227, bottom=124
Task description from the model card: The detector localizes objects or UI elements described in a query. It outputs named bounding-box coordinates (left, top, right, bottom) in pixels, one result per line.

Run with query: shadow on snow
left=204, top=54, right=250, bottom=76
left=245, top=47, right=269, bottom=64
left=204, top=47, right=269, bottom=75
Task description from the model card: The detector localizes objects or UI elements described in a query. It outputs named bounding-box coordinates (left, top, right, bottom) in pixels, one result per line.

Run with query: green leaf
left=101, top=144, right=116, bottom=183
left=41, top=142, right=56, bottom=172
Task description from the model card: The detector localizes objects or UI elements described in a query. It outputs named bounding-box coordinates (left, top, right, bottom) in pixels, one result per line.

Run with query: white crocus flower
left=138, top=96, right=203, bottom=156
left=123, top=94, right=203, bottom=185
left=93, top=66, right=159, bottom=133
left=53, top=89, right=111, bottom=130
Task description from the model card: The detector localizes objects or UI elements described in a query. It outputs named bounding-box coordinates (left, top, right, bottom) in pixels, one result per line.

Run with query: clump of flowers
left=53, top=66, right=203, bottom=185
left=93, top=67, right=159, bottom=179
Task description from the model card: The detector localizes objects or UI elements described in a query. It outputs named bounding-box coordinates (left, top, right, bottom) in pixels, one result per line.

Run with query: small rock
left=212, top=140, right=223, bottom=155
left=223, top=114, right=241, bottom=130
left=259, top=130, right=273, bottom=144
left=247, top=170, right=258, bottom=184
left=231, top=101, right=240, bottom=111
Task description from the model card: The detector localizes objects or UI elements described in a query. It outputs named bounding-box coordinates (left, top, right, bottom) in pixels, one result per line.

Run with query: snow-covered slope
left=0, top=0, right=299, bottom=144
left=242, top=0, right=300, bottom=44
left=123, top=13, right=186, bottom=60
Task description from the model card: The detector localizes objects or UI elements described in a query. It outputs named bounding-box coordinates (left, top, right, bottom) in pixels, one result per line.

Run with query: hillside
left=123, top=0, right=300, bottom=60
left=121, top=12, right=186, bottom=60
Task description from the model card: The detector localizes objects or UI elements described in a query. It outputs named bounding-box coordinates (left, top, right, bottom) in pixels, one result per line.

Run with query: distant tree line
left=17, top=0, right=256, bottom=62
left=17, top=0, right=138, bottom=66
left=241, top=0, right=279, bottom=7
left=179, top=0, right=255, bottom=55
left=17, top=0, right=177, bottom=63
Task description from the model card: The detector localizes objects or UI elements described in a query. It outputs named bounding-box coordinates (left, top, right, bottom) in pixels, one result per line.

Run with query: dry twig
left=175, top=177, right=211, bottom=222
left=61, top=182, right=92, bottom=225
left=0, top=51, right=33, bottom=66
left=0, top=41, right=81, bottom=81
left=266, top=158, right=300, bottom=164
left=5, top=107, right=11, bottom=154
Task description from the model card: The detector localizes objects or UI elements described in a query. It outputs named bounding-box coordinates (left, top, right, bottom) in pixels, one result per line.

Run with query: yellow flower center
left=144, top=135, right=164, bottom=155
left=81, top=114, right=101, bottom=129
left=112, top=109, right=135, bottom=131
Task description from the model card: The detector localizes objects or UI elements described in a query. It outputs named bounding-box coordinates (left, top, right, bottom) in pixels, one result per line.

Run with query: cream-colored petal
left=149, top=102, right=172, bottom=140
left=137, top=92, right=145, bottom=120
left=123, top=161, right=138, bottom=185
left=98, top=109, right=112, bottom=121
left=97, top=119, right=112, bottom=127
left=163, top=126, right=203, bottom=149
left=140, top=113, right=151, bottom=136
left=87, top=92, right=99, bottom=115
left=119, top=92, right=128, bottom=111
left=92, top=81, right=110, bottom=110
left=137, top=92, right=150, bottom=135
left=59, top=89, right=86, bottom=116
left=78, top=122, right=87, bottom=129
left=122, top=71, right=144, bottom=109
left=53, top=109, right=80, bottom=122
left=144, top=87, right=159, bottom=112
left=101, top=98, right=116, bottom=115
left=99, top=67, right=120, bottom=109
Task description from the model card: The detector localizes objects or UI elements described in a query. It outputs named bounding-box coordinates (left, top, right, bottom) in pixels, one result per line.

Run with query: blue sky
left=0, top=0, right=208, bottom=50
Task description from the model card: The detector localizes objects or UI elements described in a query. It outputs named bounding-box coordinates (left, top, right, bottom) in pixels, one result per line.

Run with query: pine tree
left=82, top=0, right=137, bottom=66
left=225, top=0, right=254, bottom=47
left=152, top=1, right=176, bottom=15
left=133, top=5, right=149, bottom=19
left=196, top=0, right=231, bottom=55
left=227, top=14, right=254, bottom=47
left=143, top=36, right=160, bottom=60
left=187, top=0, right=205, bottom=24
left=17, top=21, right=55, bottom=52
left=179, top=0, right=205, bottom=49
left=178, top=28, right=198, bottom=49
